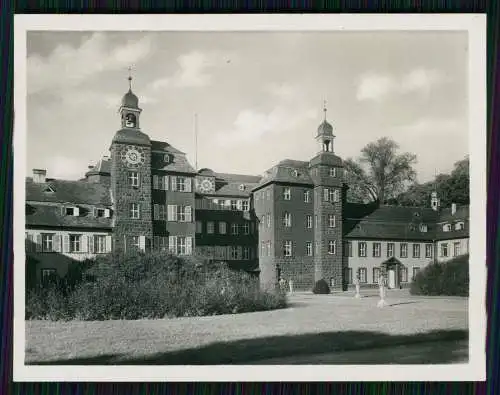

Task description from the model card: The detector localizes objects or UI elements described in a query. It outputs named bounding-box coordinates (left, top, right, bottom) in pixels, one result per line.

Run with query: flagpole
left=194, top=113, right=198, bottom=171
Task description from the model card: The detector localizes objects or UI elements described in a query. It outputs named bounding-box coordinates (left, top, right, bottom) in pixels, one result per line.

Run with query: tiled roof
left=202, top=172, right=261, bottom=197
left=438, top=205, right=469, bottom=223
left=309, top=152, right=343, bottom=167
left=85, top=158, right=111, bottom=176
left=112, top=128, right=151, bottom=146
left=151, top=140, right=185, bottom=154
left=253, top=160, right=313, bottom=190
left=26, top=178, right=112, bottom=206
left=26, top=203, right=112, bottom=229
left=215, top=172, right=262, bottom=184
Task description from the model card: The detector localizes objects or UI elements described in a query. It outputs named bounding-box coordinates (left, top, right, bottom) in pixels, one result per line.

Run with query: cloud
left=28, top=33, right=154, bottom=95
left=174, top=51, right=216, bottom=88
left=265, top=82, right=299, bottom=101
left=356, top=68, right=447, bottom=102
left=216, top=106, right=316, bottom=146
left=47, top=156, right=87, bottom=180
left=394, top=117, right=462, bottom=136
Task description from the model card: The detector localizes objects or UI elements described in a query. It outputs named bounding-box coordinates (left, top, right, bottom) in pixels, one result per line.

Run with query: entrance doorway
left=388, top=269, right=396, bottom=289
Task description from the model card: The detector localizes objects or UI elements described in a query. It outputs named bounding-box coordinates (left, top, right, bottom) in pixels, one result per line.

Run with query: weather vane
left=127, top=66, right=133, bottom=90
left=323, top=99, right=327, bottom=121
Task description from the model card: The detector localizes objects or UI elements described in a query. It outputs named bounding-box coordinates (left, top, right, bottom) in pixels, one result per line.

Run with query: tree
left=345, top=137, right=417, bottom=204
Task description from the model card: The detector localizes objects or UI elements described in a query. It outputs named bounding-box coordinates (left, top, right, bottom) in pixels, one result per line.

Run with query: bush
left=26, top=251, right=287, bottom=320
left=410, top=254, right=469, bottom=296
left=312, top=279, right=330, bottom=294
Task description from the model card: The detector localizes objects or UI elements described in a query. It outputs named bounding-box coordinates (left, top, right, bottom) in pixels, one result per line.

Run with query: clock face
left=121, top=146, right=145, bottom=167
left=197, top=177, right=214, bottom=193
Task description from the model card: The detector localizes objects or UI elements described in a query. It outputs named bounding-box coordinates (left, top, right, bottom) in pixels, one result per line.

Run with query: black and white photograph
left=14, top=14, right=486, bottom=381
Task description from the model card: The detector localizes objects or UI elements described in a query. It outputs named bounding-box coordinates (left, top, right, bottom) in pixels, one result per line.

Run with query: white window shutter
left=237, top=246, right=242, bottom=260
left=164, top=175, right=169, bottom=191
left=153, top=236, right=159, bottom=251
left=35, top=234, right=42, bottom=252
left=88, top=235, right=94, bottom=254
left=81, top=235, right=88, bottom=253
left=63, top=235, right=70, bottom=253
left=186, top=178, right=192, bottom=192
left=324, top=188, right=329, bottom=202
left=93, top=207, right=97, bottom=217
left=139, top=236, right=146, bottom=251
left=185, top=206, right=192, bottom=222
left=186, top=237, right=193, bottom=255
left=54, top=234, right=62, bottom=252
left=105, top=235, right=112, bottom=253
left=74, top=207, right=80, bottom=216
left=168, top=236, right=177, bottom=253
left=153, top=175, right=159, bottom=189
left=61, top=206, right=65, bottom=216
left=171, top=176, right=177, bottom=191
left=237, top=200, right=242, bottom=210
left=153, top=204, right=159, bottom=220
left=167, top=205, right=174, bottom=221
left=104, top=209, right=111, bottom=218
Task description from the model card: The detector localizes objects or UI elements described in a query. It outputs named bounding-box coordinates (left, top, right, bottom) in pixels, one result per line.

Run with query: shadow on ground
left=27, top=329, right=468, bottom=365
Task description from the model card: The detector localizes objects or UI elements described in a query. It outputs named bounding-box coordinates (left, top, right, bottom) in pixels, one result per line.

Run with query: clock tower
left=110, top=73, right=153, bottom=252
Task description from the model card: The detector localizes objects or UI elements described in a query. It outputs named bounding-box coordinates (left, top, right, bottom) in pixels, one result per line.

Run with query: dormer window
left=413, top=212, right=420, bottom=218
left=239, top=184, right=246, bottom=191
left=164, top=154, right=170, bottom=163
left=64, top=207, right=79, bottom=216
left=419, top=224, right=428, bottom=232
left=94, top=208, right=111, bottom=218
left=329, top=167, right=336, bottom=177
left=43, top=185, right=55, bottom=193
left=409, top=224, right=416, bottom=231
left=443, top=223, right=452, bottom=232
left=455, top=222, right=465, bottom=230
left=291, top=169, right=299, bottom=177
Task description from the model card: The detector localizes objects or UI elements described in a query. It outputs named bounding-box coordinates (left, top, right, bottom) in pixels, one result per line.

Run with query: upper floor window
left=329, top=167, right=336, bottom=177
left=283, top=187, right=291, bottom=200
left=94, top=235, right=107, bottom=253
left=443, top=223, right=452, bottom=232
left=242, top=222, right=250, bottom=235
left=153, top=204, right=167, bottom=220
left=413, top=243, right=421, bottom=258
left=324, top=188, right=339, bottom=202
left=242, top=200, right=249, bottom=211
left=64, top=206, right=80, bottom=216
left=231, top=223, right=239, bottom=235
left=306, top=215, right=313, bottom=229
left=373, top=242, right=381, bottom=257
left=419, top=224, right=428, bottom=232
left=284, top=241, right=292, bottom=257
left=304, top=190, right=310, bottom=203
left=440, top=243, right=448, bottom=257
left=266, top=189, right=271, bottom=200
left=400, top=243, right=408, bottom=258
left=177, top=177, right=187, bottom=191
left=283, top=212, right=292, bottom=227
left=130, top=203, right=140, bottom=219
left=128, top=171, right=139, bottom=187
left=153, top=175, right=169, bottom=190
left=453, top=242, right=461, bottom=256
left=328, top=240, right=336, bottom=255
left=387, top=242, right=395, bottom=257
left=231, top=200, right=238, bottom=211
left=243, top=247, right=250, bottom=260
left=328, top=214, right=336, bottom=228
left=42, top=233, right=54, bottom=252
left=358, top=242, right=367, bottom=257
left=425, top=243, right=433, bottom=258
left=306, top=242, right=313, bottom=256
left=170, top=176, right=192, bottom=192
left=207, top=221, right=215, bottom=234
left=455, top=222, right=465, bottom=230
left=219, top=221, right=227, bottom=235
left=167, top=205, right=192, bottom=222
left=267, top=214, right=271, bottom=228
left=69, top=234, right=82, bottom=253
left=196, top=221, right=203, bottom=234
left=344, top=241, right=353, bottom=257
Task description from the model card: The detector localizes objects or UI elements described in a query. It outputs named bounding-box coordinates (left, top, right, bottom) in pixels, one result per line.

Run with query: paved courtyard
left=25, top=290, right=468, bottom=365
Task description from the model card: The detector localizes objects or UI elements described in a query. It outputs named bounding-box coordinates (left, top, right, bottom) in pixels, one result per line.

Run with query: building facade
left=25, top=83, right=469, bottom=290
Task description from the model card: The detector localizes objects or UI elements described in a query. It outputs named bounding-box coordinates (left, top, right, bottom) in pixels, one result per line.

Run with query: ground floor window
left=345, top=268, right=352, bottom=284
left=358, top=268, right=367, bottom=283
left=453, top=242, right=461, bottom=257
left=440, top=243, right=448, bottom=257
left=41, top=268, right=57, bottom=286
left=425, top=243, right=433, bottom=258
left=373, top=267, right=380, bottom=283
left=412, top=267, right=420, bottom=280
left=399, top=267, right=408, bottom=282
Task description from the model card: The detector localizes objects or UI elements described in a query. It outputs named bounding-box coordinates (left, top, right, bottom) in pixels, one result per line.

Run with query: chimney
left=32, top=169, right=47, bottom=184
left=451, top=203, right=457, bottom=215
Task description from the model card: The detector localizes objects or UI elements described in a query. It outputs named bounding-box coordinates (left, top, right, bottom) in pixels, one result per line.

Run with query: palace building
left=25, top=81, right=470, bottom=291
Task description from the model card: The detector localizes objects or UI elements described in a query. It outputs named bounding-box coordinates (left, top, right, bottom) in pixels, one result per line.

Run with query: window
left=400, top=243, right=408, bottom=258
left=455, top=222, right=465, bottom=230
left=359, top=268, right=367, bottom=283
left=345, top=268, right=353, bottom=284
left=219, top=222, right=227, bottom=235
left=306, top=215, right=313, bottom=229
left=400, top=267, right=408, bottom=282
left=153, top=204, right=167, bottom=220
left=153, top=175, right=169, bottom=190
left=130, top=203, right=140, bottom=219
left=419, top=224, right=428, bottom=232
left=283, top=187, right=291, bottom=200
left=176, top=206, right=189, bottom=222
left=242, top=223, right=250, bottom=235
left=266, top=189, right=271, bottom=200
left=283, top=212, right=292, bottom=227
left=412, top=267, right=420, bottom=280
left=242, top=200, right=249, bottom=211
left=243, top=247, right=250, bottom=260
left=373, top=242, right=381, bottom=257
left=65, top=207, right=78, bottom=216
left=284, top=241, right=292, bottom=257
left=128, top=171, right=139, bottom=187
left=231, top=223, right=239, bottom=235
left=358, top=242, right=367, bottom=257
left=315, top=215, right=319, bottom=228
left=267, top=241, right=272, bottom=257
left=196, top=221, right=203, bottom=234
left=329, top=167, right=336, bottom=177
left=41, top=269, right=57, bottom=285
left=207, top=221, right=215, bottom=234
left=413, top=244, right=421, bottom=258
left=69, top=234, right=81, bottom=253
left=443, top=223, right=452, bottom=232
left=176, top=177, right=187, bottom=191
left=425, top=244, right=433, bottom=258
left=304, top=190, right=310, bottom=203
left=328, top=214, right=336, bottom=228
left=267, top=214, right=271, bottom=228
left=454, top=242, right=461, bottom=257
left=231, top=200, right=238, bottom=211
left=387, top=243, right=395, bottom=257
left=260, top=215, right=265, bottom=227
left=324, top=188, right=329, bottom=202
left=230, top=246, right=238, bottom=260
left=178, top=236, right=187, bottom=255
left=324, top=188, right=339, bottom=202
left=373, top=267, right=381, bottom=283
left=130, top=236, right=140, bottom=250
left=42, top=233, right=54, bottom=252
left=95, top=208, right=106, bottom=218
left=306, top=242, right=313, bottom=256
left=344, top=241, right=353, bottom=257
left=328, top=240, right=336, bottom=255
left=94, top=235, right=106, bottom=253
left=261, top=242, right=266, bottom=256
left=440, top=243, right=448, bottom=257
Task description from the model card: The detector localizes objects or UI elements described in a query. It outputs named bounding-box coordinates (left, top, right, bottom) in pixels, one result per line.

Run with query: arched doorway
left=380, top=257, right=403, bottom=289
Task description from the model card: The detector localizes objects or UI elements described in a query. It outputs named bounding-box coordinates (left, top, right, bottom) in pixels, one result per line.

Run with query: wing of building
left=25, top=82, right=469, bottom=291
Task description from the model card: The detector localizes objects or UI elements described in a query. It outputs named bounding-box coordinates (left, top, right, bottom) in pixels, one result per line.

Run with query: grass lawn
left=25, top=290, right=468, bottom=365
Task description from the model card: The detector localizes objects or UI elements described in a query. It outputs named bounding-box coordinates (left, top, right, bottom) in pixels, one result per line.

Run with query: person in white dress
left=377, top=271, right=388, bottom=308
left=353, top=274, right=361, bottom=298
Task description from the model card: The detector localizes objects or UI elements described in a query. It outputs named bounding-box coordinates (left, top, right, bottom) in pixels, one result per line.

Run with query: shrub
left=27, top=252, right=287, bottom=320
left=410, top=254, right=469, bottom=296
left=312, top=279, right=330, bottom=294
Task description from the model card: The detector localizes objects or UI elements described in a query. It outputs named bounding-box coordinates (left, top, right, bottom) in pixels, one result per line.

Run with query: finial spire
left=323, top=99, right=327, bottom=121
left=127, top=66, right=133, bottom=91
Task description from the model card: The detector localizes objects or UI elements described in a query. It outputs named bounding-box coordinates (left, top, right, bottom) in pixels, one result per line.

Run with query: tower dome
left=317, top=119, right=334, bottom=137
left=121, top=89, right=139, bottom=109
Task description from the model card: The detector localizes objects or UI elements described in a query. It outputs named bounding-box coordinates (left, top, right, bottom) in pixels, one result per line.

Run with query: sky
left=26, top=30, right=468, bottom=182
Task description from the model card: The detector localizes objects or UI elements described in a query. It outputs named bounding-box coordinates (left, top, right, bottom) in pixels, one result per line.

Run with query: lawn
left=25, top=290, right=469, bottom=365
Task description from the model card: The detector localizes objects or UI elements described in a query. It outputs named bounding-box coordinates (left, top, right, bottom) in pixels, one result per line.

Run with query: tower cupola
left=119, top=67, right=142, bottom=129
left=316, top=101, right=335, bottom=154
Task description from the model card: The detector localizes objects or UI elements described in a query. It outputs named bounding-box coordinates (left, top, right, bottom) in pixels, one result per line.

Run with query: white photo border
left=13, top=13, right=487, bottom=382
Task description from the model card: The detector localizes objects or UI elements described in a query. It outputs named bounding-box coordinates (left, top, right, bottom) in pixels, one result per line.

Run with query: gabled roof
left=253, top=159, right=313, bottom=190
left=26, top=203, right=112, bottom=229
left=26, top=178, right=112, bottom=206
